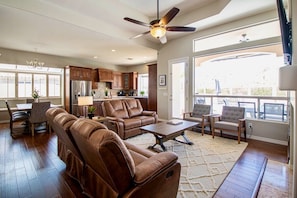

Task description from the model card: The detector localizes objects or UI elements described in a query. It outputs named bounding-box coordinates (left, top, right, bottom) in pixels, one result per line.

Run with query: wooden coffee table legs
left=173, top=132, right=194, bottom=146
left=149, top=131, right=193, bottom=151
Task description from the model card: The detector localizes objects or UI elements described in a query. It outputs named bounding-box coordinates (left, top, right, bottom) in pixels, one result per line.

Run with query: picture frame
left=159, top=75, right=166, bottom=86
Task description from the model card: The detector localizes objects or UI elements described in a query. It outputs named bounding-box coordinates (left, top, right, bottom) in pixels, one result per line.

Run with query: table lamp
left=78, top=96, right=93, bottom=118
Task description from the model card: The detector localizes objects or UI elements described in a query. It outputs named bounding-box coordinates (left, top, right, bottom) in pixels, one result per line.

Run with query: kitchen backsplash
left=92, top=82, right=137, bottom=99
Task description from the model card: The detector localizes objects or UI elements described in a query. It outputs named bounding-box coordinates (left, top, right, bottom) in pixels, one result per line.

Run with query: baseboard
left=249, top=135, right=288, bottom=146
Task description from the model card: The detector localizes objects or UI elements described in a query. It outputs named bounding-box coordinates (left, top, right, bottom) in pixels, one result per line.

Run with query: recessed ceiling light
left=111, top=49, right=116, bottom=52
left=93, top=56, right=98, bottom=59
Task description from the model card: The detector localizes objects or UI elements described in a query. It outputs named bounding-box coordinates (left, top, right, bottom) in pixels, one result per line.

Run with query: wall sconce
left=279, top=65, right=297, bottom=90
left=78, top=96, right=93, bottom=118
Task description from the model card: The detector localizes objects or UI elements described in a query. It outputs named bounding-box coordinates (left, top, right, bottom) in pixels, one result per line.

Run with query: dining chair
left=5, top=100, right=29, bottom=137
left=29, top=101, right=50, bottom=136
left=26, top=98, right=34, bottom=103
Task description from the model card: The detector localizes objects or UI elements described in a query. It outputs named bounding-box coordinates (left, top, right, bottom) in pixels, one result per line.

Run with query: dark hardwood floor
left=0, top=123, right=288, bottom=198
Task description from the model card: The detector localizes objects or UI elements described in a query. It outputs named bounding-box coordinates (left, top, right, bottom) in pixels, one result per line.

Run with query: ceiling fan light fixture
left=150, top=26, right=166, bottom=38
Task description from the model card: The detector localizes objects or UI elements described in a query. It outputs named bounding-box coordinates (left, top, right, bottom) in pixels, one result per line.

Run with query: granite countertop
left=93, top=96, right=147, bottom=101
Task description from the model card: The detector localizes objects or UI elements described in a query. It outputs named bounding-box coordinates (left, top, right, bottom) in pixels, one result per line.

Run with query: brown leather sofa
left=101, top=99, right=158, bottom=139
left=70, top=118, right=181, bottom=198
left=46, top=108, right=84, bottom=186
left=47, top=107, right=180, bottom=198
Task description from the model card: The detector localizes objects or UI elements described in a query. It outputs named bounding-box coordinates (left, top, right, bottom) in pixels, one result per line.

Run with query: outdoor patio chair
left=183, top=104, right=211, bottom=135
left=238, top=101, right=256, bottom=118
left=212, top=106, right=246, bottom=144
left=263, top=103, right=285, bottom=121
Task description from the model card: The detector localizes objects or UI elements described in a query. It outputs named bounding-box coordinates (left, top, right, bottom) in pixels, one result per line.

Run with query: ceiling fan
left=124, top=0, right=196, bottom=44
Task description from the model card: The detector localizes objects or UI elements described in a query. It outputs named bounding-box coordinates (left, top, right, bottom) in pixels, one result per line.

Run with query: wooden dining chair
left=29, top=101, right=50, bottom=136
left=5, top=100, right=29, bottom=137
left=26, top=98, right=34, bottom=103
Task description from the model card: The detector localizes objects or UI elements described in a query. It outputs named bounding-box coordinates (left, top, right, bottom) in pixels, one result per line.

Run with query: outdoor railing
left=194, top=94, right=290, bottom=122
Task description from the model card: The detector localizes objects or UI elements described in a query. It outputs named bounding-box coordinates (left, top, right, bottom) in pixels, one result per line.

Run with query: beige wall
left=156, top=9, right=292, bottom=145
left=157, top=9, right=278, bottom=120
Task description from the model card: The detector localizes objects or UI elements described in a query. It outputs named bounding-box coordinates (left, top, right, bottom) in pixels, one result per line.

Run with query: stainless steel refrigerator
left=70, top=80, right=92, bottom=116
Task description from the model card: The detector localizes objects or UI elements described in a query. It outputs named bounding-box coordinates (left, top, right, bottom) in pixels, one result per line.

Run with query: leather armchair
left=70, top=119, right=181, bottom=198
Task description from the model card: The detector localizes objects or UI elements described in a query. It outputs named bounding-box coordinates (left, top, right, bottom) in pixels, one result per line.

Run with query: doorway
left=168, top=57, right=189, bottom=119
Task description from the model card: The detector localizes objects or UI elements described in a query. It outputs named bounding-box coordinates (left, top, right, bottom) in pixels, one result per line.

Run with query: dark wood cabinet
left=123, top=72, right=138, bottom=90
left=136, top=97, right=148, bottom=110
left=92, top=69, right=99, bottom=89
left=112, top=71, right=123, bottom=89
left=98, top=68, right=113, bottom=82
left=93, top=101, right=104, bottom=116
left=148, top=64, right=157, bottom=111
left=66, top=66, right=92, bottom=81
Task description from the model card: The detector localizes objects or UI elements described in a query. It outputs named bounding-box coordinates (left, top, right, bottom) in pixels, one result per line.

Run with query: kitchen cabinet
left=123, top=72, right=138, bottom=90
left=92, top=69, right=99, bottom=89
left=112, top=71, right=123, bottom=89
left=93, top=101, right=104, bottom=116
left=148, top=64, right=157, bottom=111
left=97, top=68, right=114, bottom=82
left=66, top=66, right=92, bottom=81
left=135, top=97, right=148, bottom=110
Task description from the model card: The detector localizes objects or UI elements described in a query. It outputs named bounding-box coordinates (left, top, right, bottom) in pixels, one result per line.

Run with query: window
left=193, top=21, right=280, bottom=52
left=48, top=75, right=61, bottom=97
left=18, top=73, right=32, bottom=98
left=137, top=74, right=148, bottom=96
left=0, top=63, right=63, bottom=99
left=34, top=74, right=47, bottom=97
left=195, top=50, right=286, bottom=97
left=194, top=45, right=289, bottom=121
left=0, top=72, right=15, bottom=98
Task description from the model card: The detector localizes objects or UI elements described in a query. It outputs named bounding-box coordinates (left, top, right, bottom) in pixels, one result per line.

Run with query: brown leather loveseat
left=101, top=99, right=158, bottom=139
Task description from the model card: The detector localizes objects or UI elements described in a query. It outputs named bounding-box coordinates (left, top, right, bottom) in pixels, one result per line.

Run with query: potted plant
left=140, top=91, right=145, bottom=96
left=88, top=106, right=96, bottom=119
left=32, top=88, right=40, bottom=102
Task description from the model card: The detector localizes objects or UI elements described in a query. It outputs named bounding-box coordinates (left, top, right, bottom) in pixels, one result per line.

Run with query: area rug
left=125, top=130, right=248, bottom=198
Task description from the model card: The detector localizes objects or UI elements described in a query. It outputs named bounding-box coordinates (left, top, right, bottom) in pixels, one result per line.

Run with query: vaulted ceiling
left=0, top=0, right=277, bottom=66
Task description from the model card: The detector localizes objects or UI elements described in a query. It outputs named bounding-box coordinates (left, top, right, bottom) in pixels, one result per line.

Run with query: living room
left=0, top=0, right=296, bottom=197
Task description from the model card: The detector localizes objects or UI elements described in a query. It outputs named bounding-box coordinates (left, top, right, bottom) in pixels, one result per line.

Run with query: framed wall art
left=159, top=75, right=166, bottom=86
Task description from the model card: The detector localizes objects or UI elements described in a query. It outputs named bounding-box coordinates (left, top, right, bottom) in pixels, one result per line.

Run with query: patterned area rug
left=125, top=131, right=248, bottom=198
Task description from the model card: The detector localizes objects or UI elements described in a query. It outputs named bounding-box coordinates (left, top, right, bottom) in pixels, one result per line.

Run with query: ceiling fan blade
left=130, top=31, right=150, bottom=39
left=159, top=35, right=167, bottom=44
left=124, top=17, right=151, bottom=27
left=166, top=26, right=196, bottom=32
left=159, top=7, right=179, bottom=25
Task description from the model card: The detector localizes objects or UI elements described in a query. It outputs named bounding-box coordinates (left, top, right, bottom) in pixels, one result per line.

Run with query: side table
left=92, top=116, right=107, bottom=124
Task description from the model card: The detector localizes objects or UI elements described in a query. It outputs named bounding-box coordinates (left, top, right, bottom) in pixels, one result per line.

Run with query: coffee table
left=140, top=120, right=198, bottom=151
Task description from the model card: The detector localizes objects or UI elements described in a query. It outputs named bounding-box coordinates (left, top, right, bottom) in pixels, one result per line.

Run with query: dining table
left=16, top=103, right=60, bottom=111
